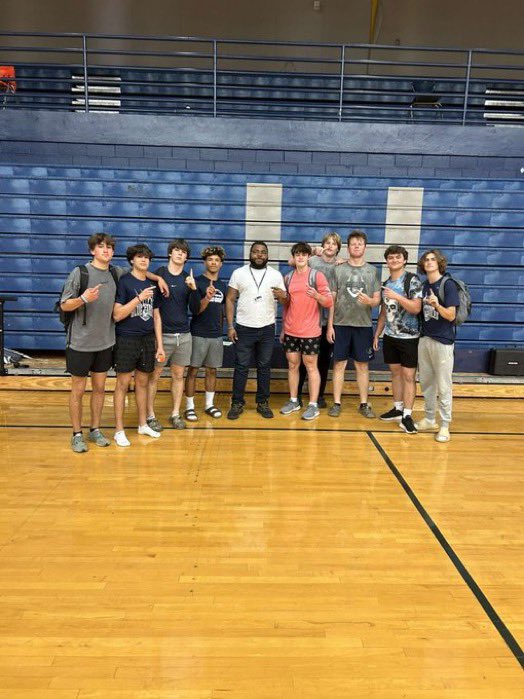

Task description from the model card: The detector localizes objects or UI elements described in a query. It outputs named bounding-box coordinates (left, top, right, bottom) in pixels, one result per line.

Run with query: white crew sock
left=205, top=391, right=215, bottom=409
left=403, top=408, right=412, bottom=417
left=186, top=396, right=195, bottom=410
left=394, top=401, right=404, bottom=411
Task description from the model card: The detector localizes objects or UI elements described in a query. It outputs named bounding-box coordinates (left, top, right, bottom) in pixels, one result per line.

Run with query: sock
left=146, top=413, right=155, bottom=421
left=73, top=431, right=82, bottom=436
left=289, top=397, right=298, bottom=402
left=309, top=402, right=318, bottom=407
left=89, top=427, right=98, bottom=433
left=360, top=402, right=367, bottom=408
left=403, top=408, right=412, bottom=417
left=205, top=392, right=214, bottom=409
left=394, top=401, right=404, bottom=411
left=186, top=396, right=195, bottom=410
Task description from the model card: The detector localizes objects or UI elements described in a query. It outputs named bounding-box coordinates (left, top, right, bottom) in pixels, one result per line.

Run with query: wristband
left=80, top=294, right=88, bottom=304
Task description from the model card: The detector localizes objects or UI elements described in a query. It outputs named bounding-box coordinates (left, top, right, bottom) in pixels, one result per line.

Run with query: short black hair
left=250, top=240, right=268, bottom=253
left=291, top=241, right=313, bottom=256
left=167, top=238, right=191, bottom=258
left=384, top=244, right=408, bottom=262
left=88, top=233, right=115, bottom=251
left=126, top=243, right=153, bottom=263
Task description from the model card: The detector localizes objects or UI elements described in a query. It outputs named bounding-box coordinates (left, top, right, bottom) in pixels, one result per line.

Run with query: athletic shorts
left=157, top=332, right=192, bottom=368
left=114, top=334, right=156, bottom=374
left=333, top=325, right=374, bottom=363
left=283, top=334, right=321, bottom=355
left=189, top=336, right=224, bottom=368
left=66, top=346, right=113, bottom=377
left=383, top=334, right=419, bottom=369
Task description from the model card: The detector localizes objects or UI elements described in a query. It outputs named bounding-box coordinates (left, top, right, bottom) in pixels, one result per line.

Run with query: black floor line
left=1, top=423, right=524, bottom=437
left=367, top=430, right=524, bottom=669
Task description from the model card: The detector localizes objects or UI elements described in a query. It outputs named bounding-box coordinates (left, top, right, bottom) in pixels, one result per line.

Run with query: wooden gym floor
left=0, top=384, right=522, bottom=698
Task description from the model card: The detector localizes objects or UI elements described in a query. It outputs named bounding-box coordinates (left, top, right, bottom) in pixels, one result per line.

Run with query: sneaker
left=114, top=430, right=131, bottom=447
left=435, top=426, right=450, bottom=442
left=302, top=404, right=320, bottom=421
left=358, top=403, right=375, bottom=419
left=71, top=433, right=88, bottom=453
left=147, top=417, right=163, bottom=432
left=256, top=401, right=274, bottom=419
left=280, top=399, right=301, bottom=415
left=227, top=401, right=244, bottom=420
left=138, top=424, right=161, bottom=439
left=400, top=415, right=417, bottom=434
left=415, top=417, right=438, bottom=432
left=169, top=415, right=186, bottom=430
left=87, top=428, right=110, bottom=447
left=328, top=403, right=341, bottom=418
left=317, top=396, right=327, bottom=409
left=379, top=407, right=403, bottom=422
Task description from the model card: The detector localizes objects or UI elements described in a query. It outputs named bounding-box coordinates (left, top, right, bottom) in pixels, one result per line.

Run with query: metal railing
left=1, top=31, right=523, bottom=125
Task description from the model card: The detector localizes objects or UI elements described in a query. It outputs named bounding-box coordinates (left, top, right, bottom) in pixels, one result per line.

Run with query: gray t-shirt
left=309, top=255, right=339, bottom=326
left=61, top=263, right=126, bottom=351
left=332, top=262, right=381, bottom=327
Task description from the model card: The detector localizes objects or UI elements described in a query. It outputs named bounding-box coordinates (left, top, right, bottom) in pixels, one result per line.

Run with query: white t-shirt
left=228, top=264, right=286, bottom=328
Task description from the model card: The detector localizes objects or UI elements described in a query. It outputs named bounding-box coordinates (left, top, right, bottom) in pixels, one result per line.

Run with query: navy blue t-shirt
left=155, top=267, right=200, bottom=334
left=115, top=273, right=159, bottom=337
left=190, top=274, right=227, bottom=338
left=421, top=276, right=460, bottom=345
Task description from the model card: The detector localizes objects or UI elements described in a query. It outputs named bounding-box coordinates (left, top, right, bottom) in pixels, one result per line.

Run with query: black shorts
left=283, top=334, right=321, bottom=355
left=66, top=347, right=113, bottom=377
left=333, top=325, right=374, bottom=363
left=383, top=334, right=419, bottom=369
left=114, top=334, right=156, bottom=374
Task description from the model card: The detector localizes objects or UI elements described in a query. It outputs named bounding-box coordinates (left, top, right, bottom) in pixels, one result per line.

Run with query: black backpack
left=55, top=264, right=119, bottom=334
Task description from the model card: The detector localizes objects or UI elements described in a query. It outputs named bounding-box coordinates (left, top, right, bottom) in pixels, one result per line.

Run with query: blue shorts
left=333, top=325, right=374, bottom=363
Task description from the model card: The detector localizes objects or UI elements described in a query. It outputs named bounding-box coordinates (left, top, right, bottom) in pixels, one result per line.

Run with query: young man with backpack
left=373, top=245, right=423, bottom=434
left=280, top=242, right=333, bottom=420
left=415, top=249, right=461, bottom=443
left=59, top=233, right=168, bottom=453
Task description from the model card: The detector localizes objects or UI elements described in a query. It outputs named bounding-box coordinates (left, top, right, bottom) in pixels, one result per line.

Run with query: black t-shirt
left=421, top=277, right=460, bottom=345
left=115, top=273, right=159, bottom=337
left=190, top=275, right=227, bottom=338
left=155, top=267, right=200, bottom=334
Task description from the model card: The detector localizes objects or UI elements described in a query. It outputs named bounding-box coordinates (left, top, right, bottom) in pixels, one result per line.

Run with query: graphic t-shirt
left=332, top=262, right=381, bottom=327
left=154, top=267, right=200, bottom=334
left=190, top=275, right=228, bottom=338
left=115, top=273, right=159, bottom=336
left=383, top=272, right=424, bottom=339
left=421, top=276, right=460, bottom=345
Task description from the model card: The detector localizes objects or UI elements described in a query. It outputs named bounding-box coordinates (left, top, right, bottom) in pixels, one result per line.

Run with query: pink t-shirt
left=283, top=269, right=333, bottom=338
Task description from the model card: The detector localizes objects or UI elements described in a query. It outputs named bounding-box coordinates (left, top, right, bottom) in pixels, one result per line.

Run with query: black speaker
left=488, top=349, right=524, bottom=376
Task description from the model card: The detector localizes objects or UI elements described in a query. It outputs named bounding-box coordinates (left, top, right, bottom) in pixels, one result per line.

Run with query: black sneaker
left=227, top=401, right=244, bottom=420
left=256, top=401, right=274, bottom=419
left=400, top=415, right=417, bottom=434
left=317, top=396, right=327, bottom=409
left=379, top=407, right=403, bottom=422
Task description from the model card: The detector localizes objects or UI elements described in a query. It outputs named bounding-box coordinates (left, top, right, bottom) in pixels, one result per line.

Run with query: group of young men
left=61, top=230, right=459, bottom=452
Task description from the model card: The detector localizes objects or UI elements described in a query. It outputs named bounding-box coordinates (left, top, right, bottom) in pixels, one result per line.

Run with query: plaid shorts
left=283, top=334, right=321, bottom=355
left=114, top=334, right=156, bottom=374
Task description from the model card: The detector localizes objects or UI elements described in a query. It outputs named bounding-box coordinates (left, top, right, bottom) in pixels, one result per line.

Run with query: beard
left=250, top=257, right=268, bottom=268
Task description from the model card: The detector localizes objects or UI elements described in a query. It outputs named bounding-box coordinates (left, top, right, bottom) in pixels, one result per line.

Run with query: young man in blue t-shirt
left=184, top=246, right=228, bottom=421
left=373, top=245, right=423, bottom=434
left=415, top=249, right=460, bottom=443
left=146, top=239, right=200, bottom=430
left=113, top=244, right=163, bottom=447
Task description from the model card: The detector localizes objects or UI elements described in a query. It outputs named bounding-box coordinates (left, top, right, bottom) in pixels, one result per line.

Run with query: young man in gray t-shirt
left=326, top=230, right=381, bottom=419
left=60, top=233, right=168, bottom=453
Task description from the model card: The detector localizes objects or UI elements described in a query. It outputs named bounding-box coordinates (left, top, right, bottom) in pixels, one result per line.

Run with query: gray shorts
left=157, top=332, right=192, bottom=368
left=189, top=336, right=224, bottom=369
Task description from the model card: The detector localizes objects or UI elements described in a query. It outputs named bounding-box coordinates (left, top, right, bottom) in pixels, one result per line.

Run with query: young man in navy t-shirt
left=184, top=246, right=228, bottom=421
left=113, top=244, right=163, bottom=447
left=415, top=249, right=460, bottom=443
left=146, top=239, right=200, bottom=430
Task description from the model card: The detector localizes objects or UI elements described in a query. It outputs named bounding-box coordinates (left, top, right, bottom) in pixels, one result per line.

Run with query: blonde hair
left=321, top=231, right=342, bottom=252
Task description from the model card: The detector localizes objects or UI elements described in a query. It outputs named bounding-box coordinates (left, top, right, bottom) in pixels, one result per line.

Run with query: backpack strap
left=403, top=271, right=415, bottom=297
left=108, top=264, right=119, bottom=288
left=308, top=268, right=318, bottom=290
left=284, top=270, right=294, bottom=290
left=78, top=265, right=89, bottom=326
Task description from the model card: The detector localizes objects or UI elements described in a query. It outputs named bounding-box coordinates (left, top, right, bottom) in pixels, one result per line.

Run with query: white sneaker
left=435, top=426, right=450, bottom=442
left=138, top=424, right=161, bottom=439
left=114, top=430, right=131, bottom=447
left=415, top=417, right=438, bottom=432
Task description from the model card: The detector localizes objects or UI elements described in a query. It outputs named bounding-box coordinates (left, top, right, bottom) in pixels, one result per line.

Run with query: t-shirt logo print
left=132, top=294, right=154, bottom=322
left=210, top=288, right=224, bottom=304
left=346, top=273, right=365, bottom=298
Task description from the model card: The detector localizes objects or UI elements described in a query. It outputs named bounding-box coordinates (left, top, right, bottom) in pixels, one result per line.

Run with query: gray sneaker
left=280, top=399, right=301, bottom=415
left=88, top=429, right=110, bottom=447
left=302, top=404, right=320, bottom=421
left=147, top=417, right=163, bottom=432
left=71, top=433, right=88, bottom=453
left=358, top=403, right=375, bottom=419
left=328, top=403, right=341, bottom=418
left=169, top=415, right=186, bottom=429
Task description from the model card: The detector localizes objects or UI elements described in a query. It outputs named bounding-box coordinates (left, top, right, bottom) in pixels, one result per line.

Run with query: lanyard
left=249, top=267, right=267, bottom=298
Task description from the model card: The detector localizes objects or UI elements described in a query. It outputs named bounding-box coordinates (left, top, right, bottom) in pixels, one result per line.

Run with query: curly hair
left=417, top=249, right=447, bottom=275
left=201, top=245, right=226, bottom=261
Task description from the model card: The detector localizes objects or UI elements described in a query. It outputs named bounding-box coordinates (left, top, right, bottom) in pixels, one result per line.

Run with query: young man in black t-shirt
left=184, top=246, right=228, bottom=421
left=113, top=244, right=163, bottom=447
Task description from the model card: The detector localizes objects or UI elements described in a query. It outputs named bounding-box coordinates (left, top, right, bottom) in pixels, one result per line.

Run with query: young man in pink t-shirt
left=280, top=242, right=333, bottom=420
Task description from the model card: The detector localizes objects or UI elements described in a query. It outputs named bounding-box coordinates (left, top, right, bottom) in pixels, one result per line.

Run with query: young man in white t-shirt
left=225, top=241, right=287, bottom=419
